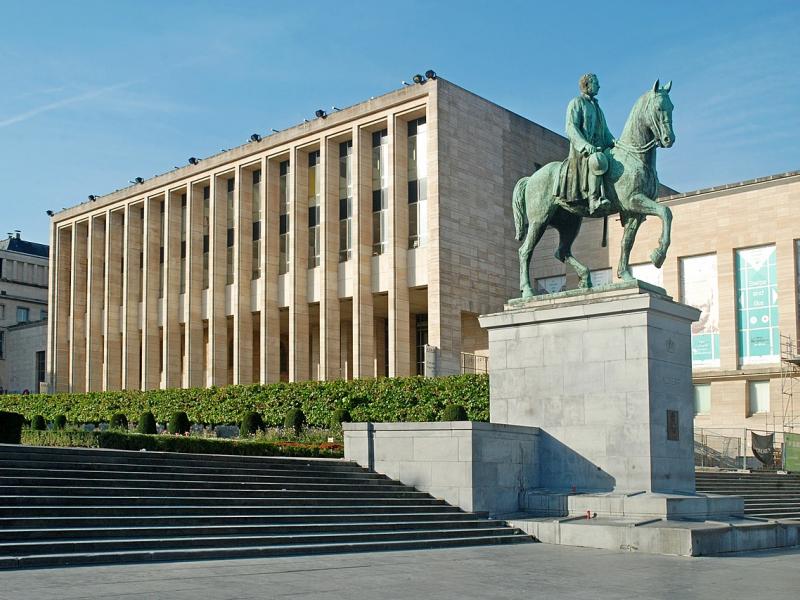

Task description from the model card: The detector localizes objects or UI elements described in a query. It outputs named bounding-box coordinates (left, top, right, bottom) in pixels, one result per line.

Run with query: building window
left=40, top=309, right=47, bottom=321
left=590, top=268, right=612, bottom=287
left=16, top=307, right=29, bottom=324
left=415, top=314, right=428, bottom=376
left=279, top=160, right=290, bottom=275
left=735, top=245, right=779, bottom=365
left=159, top=200, right=165, bottom=298
left=226, top=178, right=235, bottom=285
left=339, top=141, right=353, bottom=262
left=748, top=380, right=770, bottom=415
left=630, top=262, right=663, bottom=288
left=252, top=170, right=262, bottom=280
left=0, top=331, right=4, bottom=359
left=693, top=384, right=711, bottom=416
left=35, top=351, right=45, bottom=385
left=202, top=185, right=210, bottom=289
left=180, top=193, right=187, bottom=294
left=372, top=129, right=388, bottom=255
left=0, top=304, right=5, bottom=320
left=407, top=117, right=427, bottom=249
left=308, top=151, right=321, bottom=269
left=681, top=254, right=720, bottom=368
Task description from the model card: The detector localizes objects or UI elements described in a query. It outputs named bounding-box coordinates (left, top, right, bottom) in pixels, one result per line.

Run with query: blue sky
left=1, top=0, right=798, bottom=244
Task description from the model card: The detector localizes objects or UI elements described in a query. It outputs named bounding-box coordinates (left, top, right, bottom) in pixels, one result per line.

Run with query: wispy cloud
left=0, top=81, right=136, bottom=128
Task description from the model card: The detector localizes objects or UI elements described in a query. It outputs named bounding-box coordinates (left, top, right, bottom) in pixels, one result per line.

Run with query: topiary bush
left=31, top=415, right=47, bottom=431
left=168, top=411, right=191, bottom=435
left=240, top=411, right=265, bottom=435
left=53, top=414, right=67, bottom=430
left=442, top=404, right=468, bottom=421
left=136, top=411, right=157, bottom=435
left=284, top=408, right=306, bottom=435
left=330, top=408, right=352, bottom=428
left=109, top=413, right=128, bottom=430
left=0, top=411, right=25, bottom=444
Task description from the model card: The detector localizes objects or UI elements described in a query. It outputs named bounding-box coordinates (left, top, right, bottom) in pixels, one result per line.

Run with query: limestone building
left=0, top=232, right=49, bottom=394
left=47, top=77, right=570, bottom=393
left=531, top=171, right=800, bottom=435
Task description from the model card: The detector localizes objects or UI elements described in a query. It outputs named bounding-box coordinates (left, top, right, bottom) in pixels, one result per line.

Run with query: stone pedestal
left=480, top=282, right=699, bottom=496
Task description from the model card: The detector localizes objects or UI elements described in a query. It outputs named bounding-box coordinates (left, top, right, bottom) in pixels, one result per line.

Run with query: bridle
left=614, top=92, right=669, bottom=155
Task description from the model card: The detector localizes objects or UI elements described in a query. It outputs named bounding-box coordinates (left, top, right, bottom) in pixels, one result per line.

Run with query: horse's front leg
left=628, top=193, right=672, bottom=268
left=617, top=214, right=641, bottom=281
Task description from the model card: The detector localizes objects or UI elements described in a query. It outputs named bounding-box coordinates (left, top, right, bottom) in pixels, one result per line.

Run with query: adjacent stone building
left=0, top=233, right=49, bottom=394
left=46, top=78, right=569, bottom=393
left=531, top=171, right=800, bottom=436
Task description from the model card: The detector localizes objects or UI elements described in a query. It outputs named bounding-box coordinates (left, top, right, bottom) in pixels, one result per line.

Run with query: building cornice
left=662, top=171, right=800, bottom=207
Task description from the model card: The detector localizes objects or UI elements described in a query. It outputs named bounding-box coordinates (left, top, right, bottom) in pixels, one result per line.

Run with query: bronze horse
left=513, top=80, right=675, bottom=298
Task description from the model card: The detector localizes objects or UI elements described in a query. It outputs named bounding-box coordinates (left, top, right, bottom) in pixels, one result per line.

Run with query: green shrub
left=53, top=414, right=68, bottom=430
left=442, top=404, right=468, bottom=421
left=23, top=429, right=97, bottom=448
left=285, top=408, right=306, bottom=435
left=136, top=411, right=157, bottom=435
left=240, top=411, right=265, bottom=435
left=0, top=374, right=489, bottom=427
left=0, top=411, right=25, bottom=444
left=109, top=413, right=128, bottom=430
left=168, top=411, right=190, bottom=435
left=31, top=415, right=47, bottom=431
left=331, top=408, right=352, bottom=428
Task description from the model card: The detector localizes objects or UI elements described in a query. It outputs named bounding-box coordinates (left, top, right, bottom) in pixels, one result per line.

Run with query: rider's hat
left=588, top=152, right=608, bottom=176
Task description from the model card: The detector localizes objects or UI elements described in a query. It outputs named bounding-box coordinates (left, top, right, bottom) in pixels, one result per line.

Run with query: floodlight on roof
left=188, top=157, right=199, bottom=165
left=131, top=177, right=144, bottom=184
left=412, top=74, right=425, bottom=84
left=250, top=133, right=262, bottom=142
left=425, top=69, right=437, bottom=80
left=315, top=109, right=327, bottom=119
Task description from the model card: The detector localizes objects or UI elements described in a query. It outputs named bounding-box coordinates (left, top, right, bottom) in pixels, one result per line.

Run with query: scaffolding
left=780, top=334, right=800, bottom=431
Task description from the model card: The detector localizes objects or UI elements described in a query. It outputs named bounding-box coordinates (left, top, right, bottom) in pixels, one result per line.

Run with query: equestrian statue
left=513, top=74, right=675, bottom=299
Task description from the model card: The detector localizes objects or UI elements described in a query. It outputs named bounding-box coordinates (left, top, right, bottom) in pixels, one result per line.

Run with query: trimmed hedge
left=137, top=411, right=157, bottom=435
left=0, top=374, right=489, bottom=426
left=168, top=411, right=191, bottom=435
left=0, top=411, right=25, bottom=444
left=285, top=408, right=306, bottom=435
left=442, top=404, right=468, bottom=421
left=240, top=411, right=265, bottom=435
left=331, top=408, right=352, bottom=428
left=54, top=414, right=68, bottom=430
left=31, top=415, right=46, bottom=431
left=110, top=413, right=128, bottom=430
left=21, top=429, right=343, bottom=459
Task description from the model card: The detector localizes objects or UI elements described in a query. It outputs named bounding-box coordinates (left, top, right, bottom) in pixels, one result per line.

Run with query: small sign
left=666, top=410, right=679, bottom=441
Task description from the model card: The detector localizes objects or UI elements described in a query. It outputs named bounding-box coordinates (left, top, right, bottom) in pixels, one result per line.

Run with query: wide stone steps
left=696, top=471, right=800, bottom=520
left=0, top=444, right=531, bottom=568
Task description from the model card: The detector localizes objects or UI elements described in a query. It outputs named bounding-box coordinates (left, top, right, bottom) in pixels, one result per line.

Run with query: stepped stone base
left=507, top=515, right=800, bottom=557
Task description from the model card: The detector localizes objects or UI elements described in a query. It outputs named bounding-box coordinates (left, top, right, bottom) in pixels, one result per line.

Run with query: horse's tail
left=512, top=177, right=529, bottom=241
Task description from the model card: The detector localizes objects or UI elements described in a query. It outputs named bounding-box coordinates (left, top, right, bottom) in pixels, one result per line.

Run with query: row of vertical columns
left=122, top=203, right=142, bottom=390
left=185, top=183, right=205, bottom=388
left=141, top=197, right=161, bottom=390
left=52, top=227, right=72, bottom=392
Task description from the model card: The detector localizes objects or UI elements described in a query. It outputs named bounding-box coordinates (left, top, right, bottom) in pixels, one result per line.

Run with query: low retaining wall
left=343, top=421, right=540, bottom=515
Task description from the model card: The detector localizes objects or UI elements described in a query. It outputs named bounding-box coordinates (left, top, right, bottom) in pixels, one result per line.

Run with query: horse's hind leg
left=628, top=193, right=672, bottom=268
left=519, top=218, right=550, bottom=298
left=553, top=214, right=591, bottom=288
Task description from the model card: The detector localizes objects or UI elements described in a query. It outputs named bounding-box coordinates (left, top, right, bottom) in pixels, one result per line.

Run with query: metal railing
left=460, top=352, right=488, bottom=375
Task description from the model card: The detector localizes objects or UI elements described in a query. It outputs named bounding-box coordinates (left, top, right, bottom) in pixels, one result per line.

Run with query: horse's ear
left=663, top=80, right=672, bottom=93
left=652, top=79, right=660, bottom=93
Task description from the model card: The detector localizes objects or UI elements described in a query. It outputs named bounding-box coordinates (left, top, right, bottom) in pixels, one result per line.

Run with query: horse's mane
left=619, top=91, right=653, bottom=144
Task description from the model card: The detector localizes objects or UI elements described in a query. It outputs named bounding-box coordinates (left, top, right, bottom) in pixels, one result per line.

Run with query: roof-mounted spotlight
left=331, top=106, right=341, bottom=111
left=271, top=128, right=280, bottom=133
left=188, top=157, right=199, bottom=165
left=425, top=69, right=437, bottom=80
left=401, top=81, right=411, bottom=86
left=131, top=177, right=144, bottom=185
left=315, top=109, right=327, bottom=119
left=46, top=210, right=55, bottom=217
left=88, top=195, right=97, bottom=202
left=250, top=133, right=262, bottom=142
left=412, top=73, right=425, bottom=84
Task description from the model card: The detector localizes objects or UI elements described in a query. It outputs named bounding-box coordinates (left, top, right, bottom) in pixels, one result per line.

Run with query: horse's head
left=647, top=79, right=674, bottom=148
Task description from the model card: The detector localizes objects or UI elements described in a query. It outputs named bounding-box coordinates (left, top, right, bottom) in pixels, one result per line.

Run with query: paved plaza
left=2, top=543, right=797, bottom=600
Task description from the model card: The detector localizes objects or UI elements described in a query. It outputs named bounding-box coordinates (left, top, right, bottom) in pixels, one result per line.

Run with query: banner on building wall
left=736, top=245, right=780, bottom=364
left=751, top=432, right=775, bottom=467
left=631, top=263, right=663, bottom=288
left=785, top=432, right=800, bottom=472
left=535, top=275, right=566, bottom=295
left=681, top=254, right=720, bottom=367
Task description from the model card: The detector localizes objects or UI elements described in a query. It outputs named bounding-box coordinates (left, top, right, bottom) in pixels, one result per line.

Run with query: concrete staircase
left=0, top=444, right=531, bottom=568
left=696, top=471, right=800, bottom=519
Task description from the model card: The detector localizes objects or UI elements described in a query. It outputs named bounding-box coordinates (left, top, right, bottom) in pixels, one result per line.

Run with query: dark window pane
left=252, top=221, right=261, bottom=241
left=203, top=235, right=209, bottom=253
left=279, top=160, right=289, bottom=176
left=227, top=178, right=235, bottom=193
left=253, top=170, right=261, bottom=184
left=408, top=181, right=418, bottom=204
left=159, top=247, right=164, bottom=264
left=227, top=229, right=235, bottom=247
left=308, top=206, right=319, bottom=228
left=373, top=190, right=383, bottom=212
left=408, top=120, right=417, bottom=136
left=203, top=186, right=210, bottom=200
left=279, top=214, right=289, bottom=234
left=340, top=198, right=349, bottom=220
left=180, top=241, right=186, bottom=259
